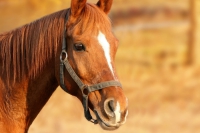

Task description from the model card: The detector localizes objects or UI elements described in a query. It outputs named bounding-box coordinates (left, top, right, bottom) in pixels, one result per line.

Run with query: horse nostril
left=108, top=100, right=116, bottom=112
left=104, top=98, right=116, bottom=118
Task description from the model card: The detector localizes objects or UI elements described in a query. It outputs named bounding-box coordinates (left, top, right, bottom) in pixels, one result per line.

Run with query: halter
left=59, top=11, right=122, bottom=124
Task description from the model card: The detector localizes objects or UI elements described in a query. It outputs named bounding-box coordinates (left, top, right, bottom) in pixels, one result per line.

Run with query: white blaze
left=97, top=31, right=114, bottom=76
left=114, top=101, right=121, bottom=123
left=98, top=31, right=123, bottom=123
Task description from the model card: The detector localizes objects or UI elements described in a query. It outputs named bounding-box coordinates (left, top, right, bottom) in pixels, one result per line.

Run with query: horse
left=0, top=0, right=128, bottom=132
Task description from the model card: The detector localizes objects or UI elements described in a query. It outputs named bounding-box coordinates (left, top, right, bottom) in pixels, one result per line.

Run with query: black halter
left=59, top=11, right=122, bottom=124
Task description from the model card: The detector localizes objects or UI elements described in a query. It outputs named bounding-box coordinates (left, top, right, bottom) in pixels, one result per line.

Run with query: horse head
left=56, top=0, right=128, bottom=130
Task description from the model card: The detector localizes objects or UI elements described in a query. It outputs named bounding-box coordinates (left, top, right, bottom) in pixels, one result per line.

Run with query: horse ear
left=70, top=0, right=87, bottom=17
left=96, top=0, right=113, bottom=14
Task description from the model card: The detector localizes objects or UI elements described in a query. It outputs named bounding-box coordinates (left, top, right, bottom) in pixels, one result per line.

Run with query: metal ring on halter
left=81, top=85, right=90, bottom=96
left=60, top=50, right=68, bottom=62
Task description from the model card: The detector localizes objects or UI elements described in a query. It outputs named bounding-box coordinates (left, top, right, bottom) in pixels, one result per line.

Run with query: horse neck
left=0, top=59, right=58, bottom=133
left=0, top=10, right=68, bottom=132
left=25, top=60, right=59, bottom=128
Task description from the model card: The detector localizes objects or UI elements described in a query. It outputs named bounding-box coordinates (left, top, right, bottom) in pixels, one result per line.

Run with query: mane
left=0, top=9, right=68, bottom=84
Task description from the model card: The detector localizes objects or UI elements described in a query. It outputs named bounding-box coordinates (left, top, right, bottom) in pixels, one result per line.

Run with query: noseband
left=59, top=11, right=122, bottom=124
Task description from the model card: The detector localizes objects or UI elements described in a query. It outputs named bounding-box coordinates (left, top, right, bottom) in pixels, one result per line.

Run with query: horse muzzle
left=94, top=98, right=128, bottom=130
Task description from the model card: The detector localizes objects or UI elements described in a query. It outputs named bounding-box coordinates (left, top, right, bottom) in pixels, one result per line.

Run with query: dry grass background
left=1, top=0, right=200, bottom=133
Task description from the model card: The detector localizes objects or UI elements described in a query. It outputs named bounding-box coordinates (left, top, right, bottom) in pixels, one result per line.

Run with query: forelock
left=67, top=3, right=112, bottom=36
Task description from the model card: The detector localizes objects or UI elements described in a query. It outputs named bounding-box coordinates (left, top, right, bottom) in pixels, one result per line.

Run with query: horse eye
left=74, top=43, right=85, bottom=51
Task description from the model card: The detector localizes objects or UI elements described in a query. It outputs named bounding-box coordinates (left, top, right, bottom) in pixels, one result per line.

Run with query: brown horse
left=0, top=0, right=128, bottom=132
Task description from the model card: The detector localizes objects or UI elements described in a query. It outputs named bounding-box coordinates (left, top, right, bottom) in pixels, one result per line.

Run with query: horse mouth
left=94, top=110, right=120, bottom=130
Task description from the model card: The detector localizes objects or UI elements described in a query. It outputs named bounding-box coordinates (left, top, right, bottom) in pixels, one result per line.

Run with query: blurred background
left=1, top=0, right=200, bottom=133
